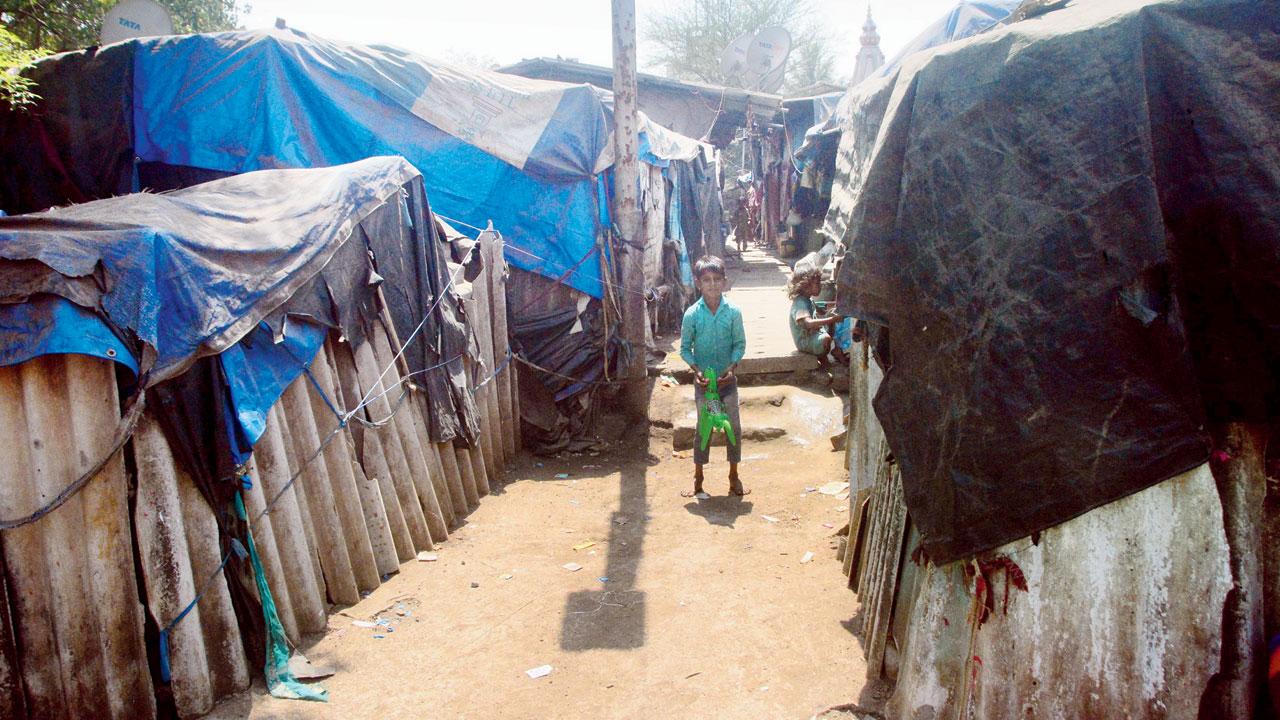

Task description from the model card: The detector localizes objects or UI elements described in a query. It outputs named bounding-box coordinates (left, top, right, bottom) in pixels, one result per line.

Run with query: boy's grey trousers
left=693, top=378, right=742, bottom=465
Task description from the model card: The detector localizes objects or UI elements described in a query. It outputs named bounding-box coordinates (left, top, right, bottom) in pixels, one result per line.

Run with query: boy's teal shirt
left=680, top=296, right=746, bottom=375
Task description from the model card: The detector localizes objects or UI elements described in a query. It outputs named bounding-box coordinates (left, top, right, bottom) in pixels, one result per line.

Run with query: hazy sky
left=238, top=1, right=964, bottom=82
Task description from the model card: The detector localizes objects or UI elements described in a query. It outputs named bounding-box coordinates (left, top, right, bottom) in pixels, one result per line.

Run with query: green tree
left=1, top=0, right=239, bottom=52
left=642, top=0, right=837, bottom=95
left=0, top=25, right=40, bottom=106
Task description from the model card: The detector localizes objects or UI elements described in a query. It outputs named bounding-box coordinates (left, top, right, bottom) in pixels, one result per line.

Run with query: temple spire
left=851, top=3, right=886, bottom=86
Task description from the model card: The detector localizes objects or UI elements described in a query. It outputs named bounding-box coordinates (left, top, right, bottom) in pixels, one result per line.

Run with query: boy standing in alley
left=680, top=255, right=749, bottom=498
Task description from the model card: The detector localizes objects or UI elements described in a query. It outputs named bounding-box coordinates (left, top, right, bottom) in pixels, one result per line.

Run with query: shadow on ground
left=683, top=496, right=754, bottom=528
left=560, top=459, right=648, bottom=651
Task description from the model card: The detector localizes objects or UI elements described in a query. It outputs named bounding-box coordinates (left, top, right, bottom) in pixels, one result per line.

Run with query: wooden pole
left=471, top=235, right=504, bottom=477
left=512, top=340, right=523, bottom=451
left=479, top=234, right=506, bottom=473
left=456, top=279, right=495, bottom=496
left=1204, top=422, right=1269, bottom=718
left=487, top=230, right=518, bottom=462
left=612, top=0, right=648, bottom=419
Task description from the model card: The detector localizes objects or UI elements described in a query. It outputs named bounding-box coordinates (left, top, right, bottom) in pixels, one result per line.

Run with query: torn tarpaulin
left=829, top=0, right=1280, bottom=563
left=0, top=156, right=479, bottom=445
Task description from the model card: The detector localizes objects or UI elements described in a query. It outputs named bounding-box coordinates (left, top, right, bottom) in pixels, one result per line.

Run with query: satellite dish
left=100, top=0, right=174, bottom=45
left=718, top=32, right=755, bottom=84
left=757, top=62, right=787, bottom=94
left=718, top=26, right=792, bottom=91
left=746, top=26, right=791, bottom=79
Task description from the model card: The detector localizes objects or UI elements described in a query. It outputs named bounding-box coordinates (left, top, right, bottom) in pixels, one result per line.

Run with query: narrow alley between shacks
left=205, top=249, right=869, bottom=720
left=2, top=1, right=1278, bottom=720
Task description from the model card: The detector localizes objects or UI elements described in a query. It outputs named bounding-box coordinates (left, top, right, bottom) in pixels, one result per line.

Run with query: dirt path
left=208, top=383, right=865, bottom=719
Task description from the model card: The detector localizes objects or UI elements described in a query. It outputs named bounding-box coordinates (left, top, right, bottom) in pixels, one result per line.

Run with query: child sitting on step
left=787, top=266, right=847, bottom=368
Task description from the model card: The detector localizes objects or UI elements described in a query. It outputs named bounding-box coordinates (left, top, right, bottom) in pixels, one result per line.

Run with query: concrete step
left=664, top=384, right=845, bottom=452
left=650, top=246, right=823, bottom=382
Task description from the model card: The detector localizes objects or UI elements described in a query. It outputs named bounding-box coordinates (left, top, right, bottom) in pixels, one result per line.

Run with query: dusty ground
left=206, top=379, right=867, bottom=720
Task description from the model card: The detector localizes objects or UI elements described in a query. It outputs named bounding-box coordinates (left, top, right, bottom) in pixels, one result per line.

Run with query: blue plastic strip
left=156, top=546, right=235, bottom=683
left=638, top=131, right=670, bottom=168
left=0, top=296, right=138, bottom=373
left=665, top=166, right=693, bottom=286
left=236, top=490, right=328, bottom=702
left=219, top=319, right=327, bottom=453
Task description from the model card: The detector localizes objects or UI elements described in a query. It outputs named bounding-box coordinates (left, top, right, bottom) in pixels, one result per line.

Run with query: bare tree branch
left=641, top=0, right=836, bottom=94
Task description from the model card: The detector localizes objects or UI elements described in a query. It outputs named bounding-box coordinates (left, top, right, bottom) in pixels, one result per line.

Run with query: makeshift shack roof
left=499, top=57, right=783, bottom=147
left=2, top=156, right=481, bottom=445
left=794, top=0, right=1018, bottom=155
left=784, top=92, right=843, bottom=154
left=827, top=0, right=1280, bottom=562
left=1, top=157, right=432, bottom=381
left=876, top=0, right=1021, bottom=80
left=0, top=28, right=707, bottom=299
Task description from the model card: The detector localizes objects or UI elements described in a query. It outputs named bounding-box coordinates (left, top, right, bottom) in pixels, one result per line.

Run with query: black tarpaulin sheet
left=511, top=299, right=613, bottom=453
left=828, top=0, right=1280, bottom=563
left=361, top=194, right=482, bottom=445
left=0, top=42, right=136, bottom=215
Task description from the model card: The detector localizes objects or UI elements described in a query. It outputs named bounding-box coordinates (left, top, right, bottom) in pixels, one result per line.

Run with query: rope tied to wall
left=0, top=387, right=147, bottom=530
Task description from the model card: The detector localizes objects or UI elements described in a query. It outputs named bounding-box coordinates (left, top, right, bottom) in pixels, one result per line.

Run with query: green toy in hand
left=698, top=368, right=736, bottom=452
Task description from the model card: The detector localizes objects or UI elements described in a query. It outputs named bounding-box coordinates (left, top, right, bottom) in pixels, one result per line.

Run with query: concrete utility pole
left=611, top=0, right=648, bottom=417
left=1201, top=422, right=1268, bottom=719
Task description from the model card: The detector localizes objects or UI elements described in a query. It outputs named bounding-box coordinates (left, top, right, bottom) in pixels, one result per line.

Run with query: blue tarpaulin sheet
left=129, top=30, right=703, bottom=298
left=0, top=295, right=137, bottom=373
left=220, top=319, right=328, bottom=455
left=876, top=0, right=1021, bottom=79
left=0, top=157, right=419, bottom=383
